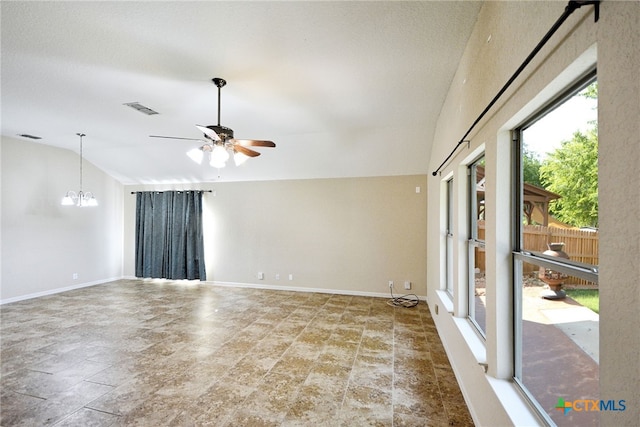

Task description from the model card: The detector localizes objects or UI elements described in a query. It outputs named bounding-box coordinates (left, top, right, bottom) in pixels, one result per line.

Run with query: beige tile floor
left=0, top=279, right=474, bottom=426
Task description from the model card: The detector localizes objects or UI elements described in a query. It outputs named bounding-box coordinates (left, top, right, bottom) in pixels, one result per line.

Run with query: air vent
left=18, top=134, right=42, bottom=140
left=124, top=102, right=159, bottom=115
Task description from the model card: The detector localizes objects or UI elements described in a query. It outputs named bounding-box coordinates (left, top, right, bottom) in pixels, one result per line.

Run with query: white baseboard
left=0, top=277, right=120, bottom=305
left=1, top=277, right=427, bottom=304
left=208, top=280, right=427, bottom=301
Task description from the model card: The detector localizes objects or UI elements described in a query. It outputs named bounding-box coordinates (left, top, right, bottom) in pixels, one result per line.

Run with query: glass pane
left=446, top=179, right=454, bottom=295
left=473, top=160, right=486, bottom=240
left=471, top=244, right=486, bottom=334
left=516, top=80, right=599, bottom=425
left=469, top=156, right=486, bottom=336
left=521, top=83, right=598, bottom=270
left=520, top=261, right=599, bottom=426
left=446, top=236, right=453, bottom=296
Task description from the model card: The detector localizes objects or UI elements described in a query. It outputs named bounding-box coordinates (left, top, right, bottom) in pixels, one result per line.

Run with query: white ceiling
left=1, top=1, right=481, bottom=185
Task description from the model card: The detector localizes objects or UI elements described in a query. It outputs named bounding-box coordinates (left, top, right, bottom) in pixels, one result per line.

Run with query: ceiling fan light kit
left=210, top=144, right=230, bottom=168
left=151, top=77, right=275, bottom=169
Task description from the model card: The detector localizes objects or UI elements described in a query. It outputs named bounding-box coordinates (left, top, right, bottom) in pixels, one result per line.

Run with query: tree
left=522, top=146, right=543, bottom=187
left=581, top=81, right=598, bottom=100
left=540, top=125, right=598, bottom=227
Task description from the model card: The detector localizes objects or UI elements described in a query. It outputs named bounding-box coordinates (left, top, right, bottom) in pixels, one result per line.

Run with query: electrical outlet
left=275, top=273, right=280, bottom=280
left=404, top=281, right=411, bottom=290
left=258, top=272, right=264, bottom=280
left=72, top=273, right=78, bottom=280
left=388, top=280, right=394, bottom=289
left=288, top=274, right=293, bottom=281
left=435, top=304, right=439, bottom=315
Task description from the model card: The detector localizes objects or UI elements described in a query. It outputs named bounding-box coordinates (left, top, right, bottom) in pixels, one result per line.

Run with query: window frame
left=468, top=155, right=486, bottom=338
left=512, top=70, right=598, bottom=423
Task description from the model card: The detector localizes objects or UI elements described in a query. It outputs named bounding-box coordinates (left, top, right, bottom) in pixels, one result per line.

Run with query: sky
left=523, top=90, right=597, bottom=159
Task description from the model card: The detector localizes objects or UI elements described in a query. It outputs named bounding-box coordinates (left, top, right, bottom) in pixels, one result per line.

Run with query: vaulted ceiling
left=1, top=1, right=481, bottom=184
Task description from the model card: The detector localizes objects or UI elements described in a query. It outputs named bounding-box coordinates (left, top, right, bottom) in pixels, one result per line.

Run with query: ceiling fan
left=150, top=77, right=275, bottom=168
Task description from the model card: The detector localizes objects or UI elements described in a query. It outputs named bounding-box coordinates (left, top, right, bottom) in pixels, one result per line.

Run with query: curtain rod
left=130, top=190, right=213, bottom=194
left=431, top=0, right=600, bottom=177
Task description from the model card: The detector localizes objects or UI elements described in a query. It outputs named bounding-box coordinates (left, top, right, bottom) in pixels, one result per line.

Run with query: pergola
left=474, top=166, right=560, bottom=227
left=523, top=183, right=561, bottom=226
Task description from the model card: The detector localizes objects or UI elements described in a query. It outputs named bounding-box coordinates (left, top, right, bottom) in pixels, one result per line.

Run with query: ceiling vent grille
left=124, top=102, right=159, bottom=115
left=18, top=134, right=42, bottom=140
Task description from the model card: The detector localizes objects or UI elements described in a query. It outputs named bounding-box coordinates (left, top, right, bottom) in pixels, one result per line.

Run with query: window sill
left=432, top=290, right=543, bottom=426
left=436, top=289, right=455, bottom=314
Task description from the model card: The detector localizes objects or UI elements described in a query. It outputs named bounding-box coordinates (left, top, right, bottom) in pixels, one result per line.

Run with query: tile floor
left=0, top=279, right=474, bottom=426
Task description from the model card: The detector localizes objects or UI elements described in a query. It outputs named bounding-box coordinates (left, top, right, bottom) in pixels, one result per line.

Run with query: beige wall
left=598, top=2, right=640, bottom=426
left=427, top=1, right=639, bottom=425
left=0, top=136, right=124, bottom=302
left=124, top=175, right=428, bottom=297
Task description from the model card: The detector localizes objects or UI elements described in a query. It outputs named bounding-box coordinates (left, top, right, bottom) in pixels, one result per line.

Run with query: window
left=468, top=156, right=486, bottom=336
left=513, top=74, right=599, bottom=425
left=446, top=178, right=454, bottom=296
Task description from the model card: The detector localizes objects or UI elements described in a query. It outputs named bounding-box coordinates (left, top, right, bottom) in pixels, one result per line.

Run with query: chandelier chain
left=78, top=133, right=84, bottom=193
left=62, top=132, right=96, bottom=207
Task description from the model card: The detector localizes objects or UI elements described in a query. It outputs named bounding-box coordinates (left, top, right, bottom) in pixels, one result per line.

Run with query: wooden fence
left=476, top=221, right=599, bottom=286
left=523, top=224, right=599, bottom=286
left=522, top=224, right=599, bottom=265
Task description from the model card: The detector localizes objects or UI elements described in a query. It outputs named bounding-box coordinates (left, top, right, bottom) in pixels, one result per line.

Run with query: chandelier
left=61, top=133, right=98, bottom=207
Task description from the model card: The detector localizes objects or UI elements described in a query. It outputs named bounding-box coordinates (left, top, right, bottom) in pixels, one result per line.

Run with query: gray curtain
left=135, top=191, right=206, bottom=280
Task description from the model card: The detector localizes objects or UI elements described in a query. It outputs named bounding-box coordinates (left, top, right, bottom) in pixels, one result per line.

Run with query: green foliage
left=565, top=289, right=599, bottom=314
left=540, top=126, right=598, bottom=227
left=581, top=82, right=598, bottom=100
left=522, top=146, right=543, bottom=187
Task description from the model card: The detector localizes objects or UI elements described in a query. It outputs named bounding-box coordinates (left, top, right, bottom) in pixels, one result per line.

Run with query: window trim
left=518, top=70, right=597, bottom=133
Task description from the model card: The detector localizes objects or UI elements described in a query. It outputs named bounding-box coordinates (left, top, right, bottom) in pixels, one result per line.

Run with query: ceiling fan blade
left=232, top=139, right=276, bottom=148
left=150, top=135, right=206, bottom=142
left=196, top=124, right=221, bottom=141
left=233, top=144, right=261, bottom=157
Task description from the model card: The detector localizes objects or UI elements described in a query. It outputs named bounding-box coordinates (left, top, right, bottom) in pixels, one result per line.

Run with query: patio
left=475, top=281, right=600, bottom=426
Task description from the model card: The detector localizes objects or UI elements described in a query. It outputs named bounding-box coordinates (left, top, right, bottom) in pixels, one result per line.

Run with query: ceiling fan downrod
left=212, top=77, right=226, bottom=126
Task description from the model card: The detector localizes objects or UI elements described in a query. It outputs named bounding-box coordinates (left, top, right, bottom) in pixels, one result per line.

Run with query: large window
left=468, top=156, right=486, bottom=336
left=513, top=74, right=599, bottom=425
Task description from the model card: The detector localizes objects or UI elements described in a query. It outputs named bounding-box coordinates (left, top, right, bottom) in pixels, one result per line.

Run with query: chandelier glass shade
left=187, top=142, right=249, bottom=168
left=61, top=133, right=98, bottom=207
left=61, top=190, right=98, bottom=207
left=210, top=144, right=229, bottom=168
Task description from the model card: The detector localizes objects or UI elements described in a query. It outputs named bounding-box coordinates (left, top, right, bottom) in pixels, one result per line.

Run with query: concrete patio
left=475, top=282, right=600, bottom=426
